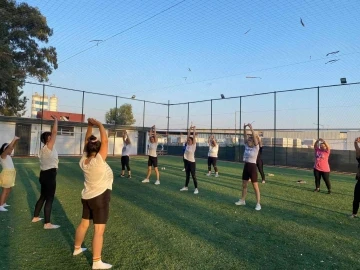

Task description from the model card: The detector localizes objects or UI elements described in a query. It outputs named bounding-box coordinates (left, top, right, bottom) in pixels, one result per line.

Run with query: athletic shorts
left=148, top=156, right=158, bottom=167
left=242, top=162, right=258, bottom=182
left=81, top=189, right=111, bottom=224
left=0, top=169, right=16, bottom=188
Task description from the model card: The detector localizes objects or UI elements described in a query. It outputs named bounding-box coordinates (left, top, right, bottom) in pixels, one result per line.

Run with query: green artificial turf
left=0, top=155, right=359, bottom=269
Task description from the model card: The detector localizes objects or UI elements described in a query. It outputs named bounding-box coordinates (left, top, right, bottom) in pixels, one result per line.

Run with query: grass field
left=0, top=155, right=359, bottom=270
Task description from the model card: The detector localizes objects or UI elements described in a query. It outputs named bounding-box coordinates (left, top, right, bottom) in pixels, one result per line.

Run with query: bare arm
left=91, top=118, right=108, bottom=160
left=258, top=136, right=263, bottom=147
left=243, top=124, right=248, bottom=144
left=192, top=126, right=196, bottom=144
left=187, top=124, right=191, bottom=140
left=322, top=139, right=330, bottom=151
left=355, top=137, right=360, bottom=157
left=249, top=124, right=258, bottom=145
left=47, top=116, right=58, bottom=150
left=314, top=139, right=320, bottom=149
left=1, top=136, right=20, bottom=159
left=83, top=119, right=93, bottom=152
left=122, top=131, right=126, bottom=142
left=154, top=126, right=158, bottom=143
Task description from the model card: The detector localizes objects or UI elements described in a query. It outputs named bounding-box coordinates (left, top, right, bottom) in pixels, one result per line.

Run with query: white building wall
left=0, top=123, right=16, bottom=151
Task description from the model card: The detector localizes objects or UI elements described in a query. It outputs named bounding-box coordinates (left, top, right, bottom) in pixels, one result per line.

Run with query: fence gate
left=14, top=124, right=31, bottom=156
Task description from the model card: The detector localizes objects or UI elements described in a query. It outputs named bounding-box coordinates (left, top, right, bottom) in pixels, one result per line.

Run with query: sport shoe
left=235, top=200, right=246, bottom=206
left=350, top=214, right=358, bottom=218
left=2, top=203, right=10, bottom=207
left=255, top=203, right=261, bottom=211
left=120, top=174, right=125, bottom=178
left=215, top=174, right=219, bottom=178
left=127, top=175, right=131, bottom=179
left=155, top=180, right=160, bottom=185
left=327, top=190, right=331, bottom=194
left=180, top=187, right=188, bottom=191
left=261, top=180, right=265, bottom=184
left=142, top=179, right=150, bottom=183
left=194, top=188, right=199, bottom=194
left=92, top=260, right=112, bottom=269
left=0, top=206, right=8, bottom=212
left=313, top=188, right=320, bottom=192
left=182, top=168, right=185, bottom=172
left=205, top=173, right=211, bottom=176
left=44, top=224, right=60, bottom=229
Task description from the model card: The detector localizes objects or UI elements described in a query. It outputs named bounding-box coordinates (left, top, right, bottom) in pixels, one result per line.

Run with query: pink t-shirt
left=314, top=148, right=330, bottom=172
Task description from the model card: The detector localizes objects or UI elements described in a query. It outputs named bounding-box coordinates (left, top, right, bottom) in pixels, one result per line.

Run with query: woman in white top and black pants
left=180, top=125, right=198, bottom=194
left=32, top=116, right=60, bottom=228
left=73, top=118, right=113, bottom=270
left=235, top=123, right=261, bottom=211
left=206, top=135, right=219, bottom=177
left=120, top=131, right=131, bottom=178
left=0, top=136, right=20, bottom=212
left=142, top=125, right=160, bottom=185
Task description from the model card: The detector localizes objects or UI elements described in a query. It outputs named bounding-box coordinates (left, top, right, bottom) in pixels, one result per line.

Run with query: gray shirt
left=243, top=144, right=259, bottom=164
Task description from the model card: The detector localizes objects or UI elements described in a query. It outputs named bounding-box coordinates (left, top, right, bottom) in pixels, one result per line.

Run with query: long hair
left=0, top=143, right=9, bottom=155
left=40, top=132, right=52, bottom=144
left=86, top=135, right=101, bottom=157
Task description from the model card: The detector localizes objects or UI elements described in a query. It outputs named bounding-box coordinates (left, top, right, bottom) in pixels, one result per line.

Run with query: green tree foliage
left=0, top=0, right=57, bottom=116
left=105, top=104, right=136, bottom=126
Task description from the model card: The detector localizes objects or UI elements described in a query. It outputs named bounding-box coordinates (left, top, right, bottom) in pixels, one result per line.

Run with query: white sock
left=73, top=247, right=87, bottom=256
left=92, top=260, right=112, bottom=269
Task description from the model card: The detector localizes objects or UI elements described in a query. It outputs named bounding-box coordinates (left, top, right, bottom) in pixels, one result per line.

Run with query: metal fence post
left=239, top=96, right=242, bottom=162
left=273, top=91, right=277, bottom=166
left=113, top=96, right=118, bottom=156
left=142, top=101, right=145, bottom=131
left=211, top=99, right=213, bottom=134
left=167, top=100, right=170, bottom=150
left=79, top=91, right=85, bottom=155
left=317, top=86, right=320, bottom=139
left=187, top=102, right=190, bottom=130
left=40, top=84, right=45, bottom=146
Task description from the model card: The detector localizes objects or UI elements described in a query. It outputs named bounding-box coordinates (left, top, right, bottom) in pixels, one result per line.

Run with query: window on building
left=52, top=126, right=74, bottom=136
left=339, top=132, right=347, bottom=139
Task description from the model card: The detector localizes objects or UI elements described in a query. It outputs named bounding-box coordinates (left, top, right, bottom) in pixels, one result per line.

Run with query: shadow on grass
left=112, top=178, right=358, bottom=269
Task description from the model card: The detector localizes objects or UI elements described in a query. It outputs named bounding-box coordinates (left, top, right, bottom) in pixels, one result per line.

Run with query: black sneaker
left=327, top=190, right=331, bottom=194
left=313, top=188, right=320, bottom=192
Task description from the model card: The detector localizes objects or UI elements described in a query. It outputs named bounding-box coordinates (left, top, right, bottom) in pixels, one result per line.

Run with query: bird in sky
left=300, top=18, right=305, bottom=27
left=89, top=40, right=103, bottom=46
left=188, top=68, right=191, bottom=72
left=326, top=50, right=340, bottom=56
left=244, top=29, right=251, bottom=34
left=246, top=76, right=262, bottom=79
left=325, top=59, right=340, bottom=64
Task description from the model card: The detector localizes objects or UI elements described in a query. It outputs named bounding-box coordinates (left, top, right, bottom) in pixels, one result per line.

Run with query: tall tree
left=0, top=0, right=57, bottom=116
left=105, top=104, right=136, bottom=125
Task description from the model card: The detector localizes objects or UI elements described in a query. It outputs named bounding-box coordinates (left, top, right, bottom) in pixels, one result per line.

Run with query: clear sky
left=22, top=0, right=360, bottom=130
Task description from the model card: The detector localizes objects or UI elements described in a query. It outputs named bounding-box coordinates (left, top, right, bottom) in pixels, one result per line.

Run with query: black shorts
left=81, top=189, right=111, bottom=224
left=242, top=162, right=258, bottom=182
left=148, top=156, right=158, bottom=167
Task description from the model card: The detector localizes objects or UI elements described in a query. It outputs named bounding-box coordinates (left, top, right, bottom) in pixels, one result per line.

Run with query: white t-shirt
left=243, top=144, right=259, bottom=164
left=0, top=155, right=14, bottom=169
left=39, top=145, right=59, bottom=171
left=208, top=144, right=219, bottom=157
left=122, top=143, right=131, bottom=156
left=79, top=153, right=113, bottom=200
left=184, top=144, right=196, bottom=162
left=148, top=143, right=158, bottom=157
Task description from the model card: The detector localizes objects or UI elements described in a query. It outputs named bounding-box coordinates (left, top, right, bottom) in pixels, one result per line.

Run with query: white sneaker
left=0, top=206, right=8, bottom=212
left=44, top=224, right=60, bottom=229
left=92, top=260, right=112, bottom=269
left=194, top=188, right=199, bottom=194
left=215, top=174, right=219, bottom=178
left=142, top=179, right=150, bottom=183
left=235, top=200, right=246, bottom=206
left=180, top=187, right=188, bottom=191
left=1, top=203, right=10, bottom=207
left=182, top=168, right=185, bottom=172
left=255, top=203, right=261, bottom=211
left=205, top=173, right=211, bottom=176
left=155, top=180, right=160, bottom=185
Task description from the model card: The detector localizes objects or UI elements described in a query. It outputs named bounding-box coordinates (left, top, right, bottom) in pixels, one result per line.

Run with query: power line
left=59, top=0, right=187, bottom=64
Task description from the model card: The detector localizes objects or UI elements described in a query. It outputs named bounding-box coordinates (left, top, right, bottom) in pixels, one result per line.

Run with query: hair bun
left=88, top=135, right=97, bottom=142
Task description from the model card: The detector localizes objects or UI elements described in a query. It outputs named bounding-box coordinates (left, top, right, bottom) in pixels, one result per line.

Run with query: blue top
left=182, top=143, right=187, bottom=154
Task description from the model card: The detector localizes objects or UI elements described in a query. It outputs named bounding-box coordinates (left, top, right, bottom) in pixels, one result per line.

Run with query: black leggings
left=121, top=156, right=130, bottom=171
left=256, top=157, right=265, bottom=181
left=207, top=157, right=218, bottom=172
left=185, top=160, right=198, bottom=188
left=183, top=157, right=186, bottom=169
left=353, top=181, right=360, bottom=215
left=313, top=169, right=331, bottom=190
left=34, top=168, right=57, bottom=223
